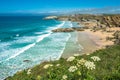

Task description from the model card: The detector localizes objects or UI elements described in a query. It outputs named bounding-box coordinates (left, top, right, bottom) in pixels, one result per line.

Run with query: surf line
left=0, top=21, right=66, bottom=63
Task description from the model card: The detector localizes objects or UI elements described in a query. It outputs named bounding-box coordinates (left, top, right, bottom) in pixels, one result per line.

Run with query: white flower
left=43, top=64, right=53, bottom=69
left=56, top=64, right=60, bottom=66
left=62, top=75, right=68, bottom=80
left=91, top=56, right=101, bottom=61
left=74, top=53, right=80, bottom=57
left=86, top=53, right=90, bottom=55
left=67, top=56, right=75, bottom=62
left=77, top=58, right=86, bottom=66
left=84, top=61, right=95, bottom=70
left=68, top=66, right=78, bottom=72
left=27, top=69, right=31, bottom=75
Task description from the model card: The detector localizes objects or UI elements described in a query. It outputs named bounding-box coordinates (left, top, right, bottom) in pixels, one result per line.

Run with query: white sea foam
left=16, top=34, right=19, bottom=37
left=34, top=33, right=71, bottom=61
left=56, top=22, right=72, bottom=60
left=0, top=42, right=10, bottom=48
left=6, top=43, right=36, bottom=61
left=34, top=32, right=43, bottom=35
left=58, top=21, right=73, bottom=59
left=4, top=33, right=51, bottom=61
left=57, top=33, right=71, bottom=60
left=0, top=21, right=66, bottom=62
left=47, top=21, right=65, bottom=31
left=36, top=33, right=51, bottom=43
left=69, top=21, right=73, bottom=27
left=14, top=36, right=36, bottom=43
left=0, top=43, right=36, bottom=63
left=56, top=21, right=65, bottom=28
left=36, top=21, right=65, bottom=43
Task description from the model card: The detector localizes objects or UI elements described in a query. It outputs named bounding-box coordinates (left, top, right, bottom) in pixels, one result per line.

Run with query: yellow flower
left=67, top=56, right=75, bottom=62
left=84, top=61, right=95, bottom=70
left=91, top=56, right=101, bottom=61
left=68, top=66, right=78, bottom=72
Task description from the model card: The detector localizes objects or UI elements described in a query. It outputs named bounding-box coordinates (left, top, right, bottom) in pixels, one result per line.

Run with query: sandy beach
left=62, top=27, right=119, bottom=58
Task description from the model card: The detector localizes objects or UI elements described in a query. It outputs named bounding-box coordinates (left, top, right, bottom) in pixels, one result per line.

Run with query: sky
left=0, top=0, right=120, bottom=13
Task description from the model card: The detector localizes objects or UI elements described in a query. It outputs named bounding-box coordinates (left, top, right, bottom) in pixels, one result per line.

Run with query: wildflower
left=62, top=75, right=68, bottom=80
left=27, top=69, right=31, bottom=75
left=67, top=56, right=75, bottom=62
left=84, top=61, right=95, bottom=70
left=56, top=64, right=60, bottom=66
left=68, top=66, right=78, bottom=72
left=74, top=53, right=80, bottom=57
left=77, top=71, right=81, bottom=76
left=91, top=56, right=101, bottom=61
left=37, top=75, right=41, bottom=80
left=43, top=64, right=53, bottom=69
left=86, top=53, right=90, bottom=55
left=77, top=58, right=86, bottom=66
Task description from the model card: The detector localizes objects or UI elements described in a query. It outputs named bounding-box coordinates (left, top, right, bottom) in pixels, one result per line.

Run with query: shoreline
left=61, top=27, right=118, bottom=58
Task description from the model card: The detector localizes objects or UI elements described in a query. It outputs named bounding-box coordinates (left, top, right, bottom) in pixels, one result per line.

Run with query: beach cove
left=5, top=14, right=120, bottom=80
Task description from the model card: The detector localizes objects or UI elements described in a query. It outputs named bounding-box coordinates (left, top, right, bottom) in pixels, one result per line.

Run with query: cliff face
left=114, top=31, right=120, bottom=45
left=56, top=14, right=120, bottom=28
left=102, top=15, right=120, bottom=27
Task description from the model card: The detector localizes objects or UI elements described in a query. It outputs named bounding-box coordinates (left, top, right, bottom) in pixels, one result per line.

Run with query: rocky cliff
left=56, top=14, right=120, bottom=28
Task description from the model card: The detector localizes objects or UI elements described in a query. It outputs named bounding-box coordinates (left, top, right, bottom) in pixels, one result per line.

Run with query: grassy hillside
left=6, top=45, right=120, bottom=80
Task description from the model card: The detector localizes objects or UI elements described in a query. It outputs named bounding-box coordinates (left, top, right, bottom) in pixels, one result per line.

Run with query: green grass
left=6, top=45, right=120, bottom=80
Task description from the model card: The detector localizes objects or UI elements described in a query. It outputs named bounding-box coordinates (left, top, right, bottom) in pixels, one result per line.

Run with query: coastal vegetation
left=6, top=44, right=120, bottom=80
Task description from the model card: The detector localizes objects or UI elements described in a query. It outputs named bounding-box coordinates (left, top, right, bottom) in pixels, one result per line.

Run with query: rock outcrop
left=52, top=28, right=74, bottom=32
left=52, top=27, right=85, bottom=32
left=23, top=60, right=31, bottom=62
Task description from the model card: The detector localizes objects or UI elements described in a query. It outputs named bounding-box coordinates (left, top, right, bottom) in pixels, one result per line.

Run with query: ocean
left=0, top=15, right=77, bottom=79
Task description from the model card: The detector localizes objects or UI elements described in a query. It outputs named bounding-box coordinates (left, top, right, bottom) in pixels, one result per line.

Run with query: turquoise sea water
left=0, top=15, right=77, bottom=79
